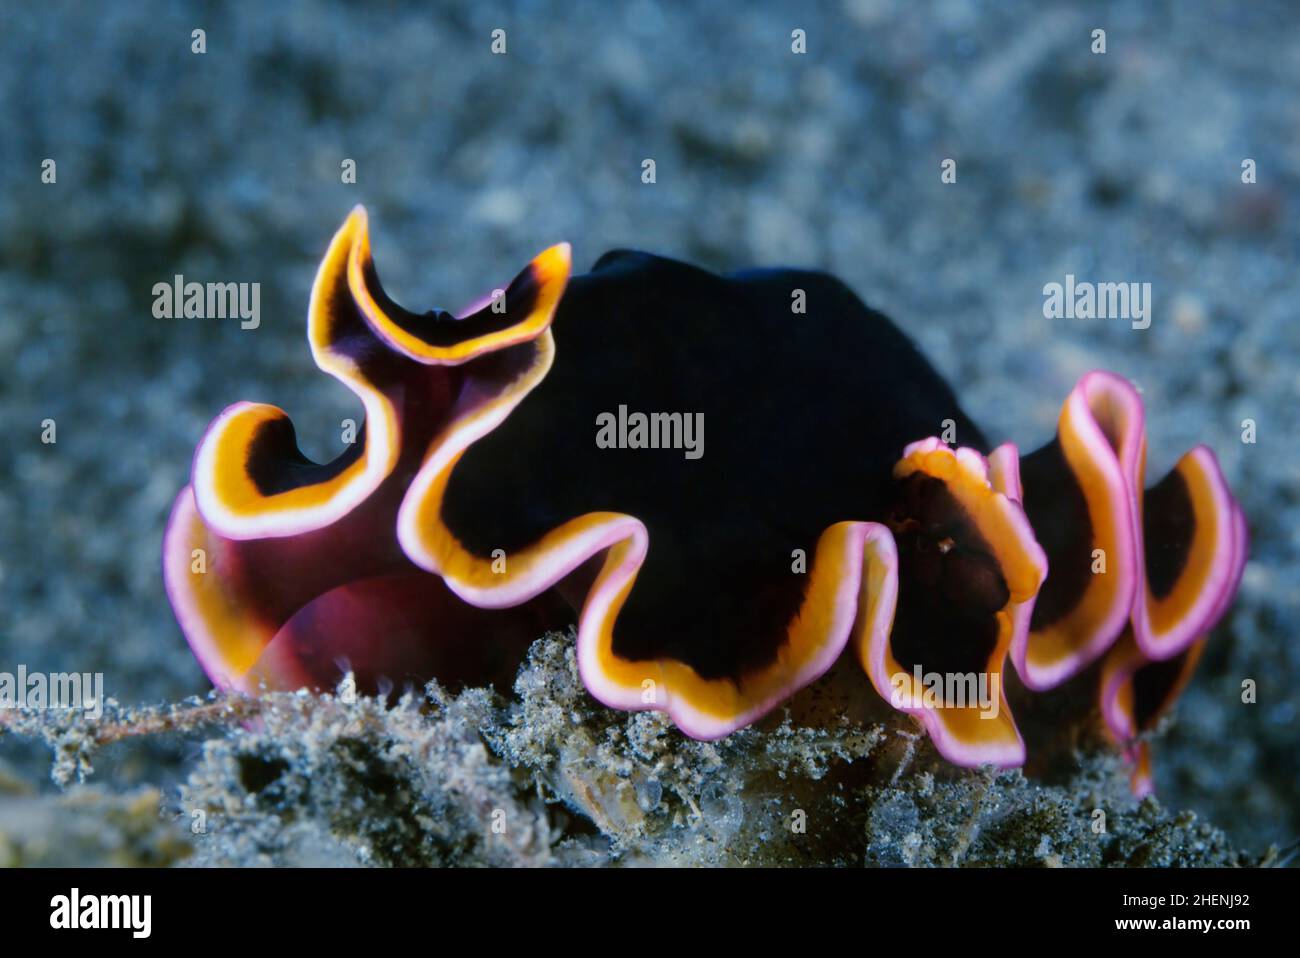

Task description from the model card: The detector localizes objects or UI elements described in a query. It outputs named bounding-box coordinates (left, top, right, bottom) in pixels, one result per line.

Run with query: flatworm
left=164, top=207, right=1246, bottom=787
left=1099, top=498, right=1247, bottom=796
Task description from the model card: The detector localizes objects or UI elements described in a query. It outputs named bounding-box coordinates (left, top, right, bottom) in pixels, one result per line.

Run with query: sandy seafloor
left=0, top=1, right=1296, bottom=865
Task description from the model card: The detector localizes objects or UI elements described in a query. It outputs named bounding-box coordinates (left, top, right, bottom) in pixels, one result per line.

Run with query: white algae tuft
left=0, top=632, right=1267, bottom=867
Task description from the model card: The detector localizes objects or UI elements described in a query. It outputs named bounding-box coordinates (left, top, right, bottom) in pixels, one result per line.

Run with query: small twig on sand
left=0, top=695, right=263, bottom=743
left=85, top=696, right=266, bottom=746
